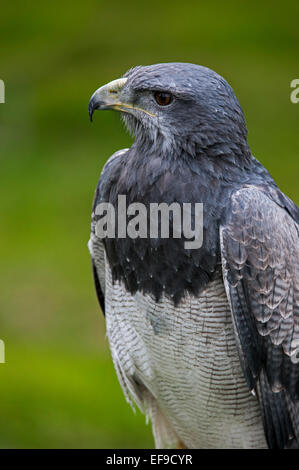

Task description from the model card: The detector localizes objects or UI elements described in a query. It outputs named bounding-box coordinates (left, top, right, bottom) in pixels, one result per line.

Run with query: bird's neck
left=130, top=132, right=254, bottom=187
left=133, top=124, right=252, bottom=163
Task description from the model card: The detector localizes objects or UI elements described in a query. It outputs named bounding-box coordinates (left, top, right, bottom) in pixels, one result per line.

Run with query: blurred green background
left=0, top=0, right=298, bottom=448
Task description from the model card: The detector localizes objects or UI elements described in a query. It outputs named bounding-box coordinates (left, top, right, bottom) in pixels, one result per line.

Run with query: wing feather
left=220, top=186, right=299, bottom=448
left=88, top=148, right=129, bottom=316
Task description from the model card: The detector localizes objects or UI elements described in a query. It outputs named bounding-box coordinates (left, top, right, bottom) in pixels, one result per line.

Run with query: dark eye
left=154, top=91, right=173, bottom=106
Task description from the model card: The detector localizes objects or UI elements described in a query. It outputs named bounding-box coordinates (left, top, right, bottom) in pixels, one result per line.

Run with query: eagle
left=88, top=63, right=299, bottom=449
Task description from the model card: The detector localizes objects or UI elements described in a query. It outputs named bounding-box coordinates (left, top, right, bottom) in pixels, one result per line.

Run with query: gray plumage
left=88, top=63, right=299, bottom=448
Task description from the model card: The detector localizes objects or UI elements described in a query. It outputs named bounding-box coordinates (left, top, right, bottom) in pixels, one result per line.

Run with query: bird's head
left=89, top=63, right=250, bottom=158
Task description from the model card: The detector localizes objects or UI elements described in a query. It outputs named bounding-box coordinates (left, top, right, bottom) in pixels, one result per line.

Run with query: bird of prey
left=88, top=63, right=299, bottom=449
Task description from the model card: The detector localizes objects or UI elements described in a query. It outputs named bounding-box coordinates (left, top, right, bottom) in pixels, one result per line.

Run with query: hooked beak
left=88, top=77, right=155, bottom=122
